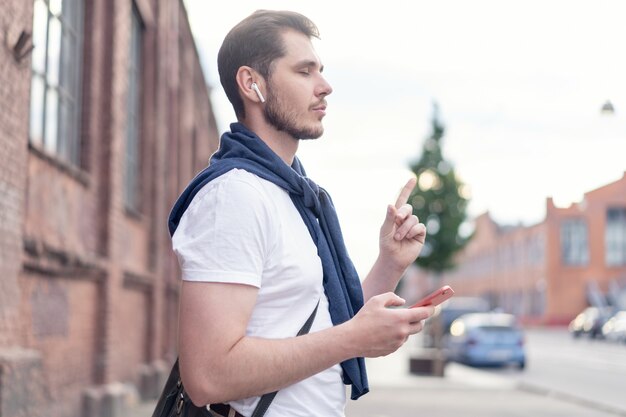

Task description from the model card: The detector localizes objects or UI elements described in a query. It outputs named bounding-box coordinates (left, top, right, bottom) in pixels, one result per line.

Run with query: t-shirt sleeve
left=171, top=172, right=273, bottom=287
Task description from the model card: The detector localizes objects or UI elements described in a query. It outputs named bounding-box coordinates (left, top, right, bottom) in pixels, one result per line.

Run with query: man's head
left=218, top=10, right=331, bottom=139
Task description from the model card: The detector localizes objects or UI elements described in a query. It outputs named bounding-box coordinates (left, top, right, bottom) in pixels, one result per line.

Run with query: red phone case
left=410, top=285, right=455, bottom=308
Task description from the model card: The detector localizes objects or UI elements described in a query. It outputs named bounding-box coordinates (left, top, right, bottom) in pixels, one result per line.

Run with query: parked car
left=601, top=310, right=626, bottom=343
left=447, top=312, right=526, bottom=369
left=422, top=296, right=490, bottom=348
left=568, top=306, right=614, bottom=339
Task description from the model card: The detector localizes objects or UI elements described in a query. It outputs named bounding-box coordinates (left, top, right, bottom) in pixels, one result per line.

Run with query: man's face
left=263, top=30, right=333, bottom=140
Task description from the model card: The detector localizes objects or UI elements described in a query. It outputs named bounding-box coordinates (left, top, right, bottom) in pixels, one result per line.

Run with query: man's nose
left=317, top=75, right=333, bottom=97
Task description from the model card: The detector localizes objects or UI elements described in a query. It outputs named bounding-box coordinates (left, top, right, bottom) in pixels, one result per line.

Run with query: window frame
left=29, top=0, right=85, bottom=168
left=560, top=218, right=590, bottom=267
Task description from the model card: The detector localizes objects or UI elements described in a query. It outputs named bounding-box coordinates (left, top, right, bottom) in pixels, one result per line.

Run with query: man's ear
left=236, top=66, right=266, bottom=104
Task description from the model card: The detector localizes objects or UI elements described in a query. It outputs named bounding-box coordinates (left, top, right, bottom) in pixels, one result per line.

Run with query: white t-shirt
left=172, top=168, right=346, bottom=417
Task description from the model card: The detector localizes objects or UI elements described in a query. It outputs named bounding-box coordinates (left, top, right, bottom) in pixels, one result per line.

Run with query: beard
left=263, top=86, right=324, bottom=140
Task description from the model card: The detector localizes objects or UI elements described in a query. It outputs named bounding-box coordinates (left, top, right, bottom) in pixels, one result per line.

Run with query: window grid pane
left=49, top=0, right=63, bottom=16
left=124, top=7, right=143, bottom=211
left=46, top=17, right=62, bottom=87
left=44, top=88, right=59, bottom=153
left=606, top=208, right=626, bottom=266
left=29, top=75, right=46, bottom=145
left=560, top=219, right=589, bottom=266
left=58, top=96, right=70, bottom=160
left=32, top=0, right=49, bottom=74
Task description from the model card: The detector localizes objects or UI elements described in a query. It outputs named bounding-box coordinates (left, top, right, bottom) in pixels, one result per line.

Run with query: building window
left=560, top=219, right=589, bottom=266
left=606, top=208, right=626, bottom=266
left=527, top=235, right=545, bottom=266
left=124, top=5, right=143, bottom=212
left=29, top=0, right=83, bottom=166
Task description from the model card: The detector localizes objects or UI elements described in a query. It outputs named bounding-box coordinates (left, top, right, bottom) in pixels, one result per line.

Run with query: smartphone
left=410, top=285, right=455, bottom=308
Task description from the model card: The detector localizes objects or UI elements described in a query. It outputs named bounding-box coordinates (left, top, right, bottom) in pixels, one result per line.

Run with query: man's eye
left=300, top=70, right=310, bottom=76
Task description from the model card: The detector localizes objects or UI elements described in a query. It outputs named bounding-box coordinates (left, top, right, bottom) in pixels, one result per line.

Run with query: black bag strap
left=153, top=301, right=321, bottom=417
left=250, top=300, right=320, bottom=417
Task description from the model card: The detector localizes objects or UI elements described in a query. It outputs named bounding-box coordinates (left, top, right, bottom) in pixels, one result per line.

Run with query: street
left=345, top=327, right=626, bottom=417
left=485, top=327, right=626, bottom=414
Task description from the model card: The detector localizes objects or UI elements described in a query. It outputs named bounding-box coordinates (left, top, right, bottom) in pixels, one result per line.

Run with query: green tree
left=409, top=103, right=471, bottom=273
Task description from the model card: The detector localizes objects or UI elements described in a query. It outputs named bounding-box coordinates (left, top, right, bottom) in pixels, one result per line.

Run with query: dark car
left=601, top=310, right=626, bottom=343
left=447, top=312, right=526, bottom=369
left=568, top=306, right=613, bottom=339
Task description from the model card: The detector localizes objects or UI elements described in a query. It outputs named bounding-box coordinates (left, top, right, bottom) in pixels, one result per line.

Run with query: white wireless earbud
left=251, top=82, right=265, bottom=103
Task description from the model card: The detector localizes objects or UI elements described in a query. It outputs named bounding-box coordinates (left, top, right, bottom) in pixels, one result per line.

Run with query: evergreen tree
left=409, top=103, right=471, bottom=273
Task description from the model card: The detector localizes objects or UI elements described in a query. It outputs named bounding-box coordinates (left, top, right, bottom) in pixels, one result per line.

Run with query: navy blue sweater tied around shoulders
left=168, top=123, right=369, bottom=400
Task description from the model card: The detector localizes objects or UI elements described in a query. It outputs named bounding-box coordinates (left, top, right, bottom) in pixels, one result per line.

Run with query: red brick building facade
left=434, top=173, right=626, bottom=325
left=0, top=1, right=219, bottom=416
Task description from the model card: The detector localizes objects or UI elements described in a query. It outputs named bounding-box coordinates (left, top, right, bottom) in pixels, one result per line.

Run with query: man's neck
left=242, top=119, right=299, bottom=166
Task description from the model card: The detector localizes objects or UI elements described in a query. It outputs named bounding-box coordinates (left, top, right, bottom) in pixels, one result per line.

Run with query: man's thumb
left=381, top=291, right=406, bottom=307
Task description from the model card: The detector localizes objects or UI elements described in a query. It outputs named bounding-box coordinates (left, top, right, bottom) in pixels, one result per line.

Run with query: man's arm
left=362, top=178, right=426, bottom=301
left=178, top=280, right=432, bottom=406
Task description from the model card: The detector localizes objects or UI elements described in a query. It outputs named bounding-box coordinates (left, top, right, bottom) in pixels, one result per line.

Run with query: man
left=169, top=10, right=433, bottom=417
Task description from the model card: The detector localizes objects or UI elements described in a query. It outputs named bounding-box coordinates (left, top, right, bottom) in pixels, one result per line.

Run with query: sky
left=182, top=0, right=626, bottom=275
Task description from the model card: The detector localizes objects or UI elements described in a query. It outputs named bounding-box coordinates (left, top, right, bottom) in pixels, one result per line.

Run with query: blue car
left=447, top=312, right=526, bottom=369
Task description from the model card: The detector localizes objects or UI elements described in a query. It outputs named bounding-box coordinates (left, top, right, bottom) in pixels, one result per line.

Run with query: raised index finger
left=395, top=177, right=417, bottom=209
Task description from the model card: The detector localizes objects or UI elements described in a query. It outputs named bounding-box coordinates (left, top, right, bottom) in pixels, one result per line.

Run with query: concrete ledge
left=409, top=348, right=447, bottom=377
left=82, top=383, right=140, bottom=417
left=139, top=360, right=170, bottom=400
left=0, top=347, right=46, bottom=417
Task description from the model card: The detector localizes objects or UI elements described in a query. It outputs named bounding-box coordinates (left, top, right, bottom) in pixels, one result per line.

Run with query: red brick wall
left=19, top=274, right=103, bottom=417
left=0, top=0, right=220, bottom=415
left=114, top=279, right=151, bottom=384
left=0, top=0, right=31, bottom=350
left=440, top=213, right=548, bottom=318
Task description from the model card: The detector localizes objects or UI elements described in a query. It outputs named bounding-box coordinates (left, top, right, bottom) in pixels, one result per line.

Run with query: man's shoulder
left=212, top=167, right=286, bottom=193
left=218, top=168, right=276, bottom=189
left=188, top=168, right=286, bottom=211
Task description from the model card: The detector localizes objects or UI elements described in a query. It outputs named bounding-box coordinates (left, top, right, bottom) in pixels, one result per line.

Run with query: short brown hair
left=217, top=10, right=320, bottom=119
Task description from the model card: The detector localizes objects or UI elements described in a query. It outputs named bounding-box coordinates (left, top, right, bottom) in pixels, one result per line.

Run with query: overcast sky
left=182, top=0, right=626, bottom=275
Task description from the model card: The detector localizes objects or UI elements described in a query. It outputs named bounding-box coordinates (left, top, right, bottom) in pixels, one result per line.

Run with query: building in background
left=0, top=1, right=219, bottom=416
left=427, top=173, right=626, bottom=325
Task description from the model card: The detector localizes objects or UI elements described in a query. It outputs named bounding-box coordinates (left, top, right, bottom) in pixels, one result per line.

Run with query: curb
left=517, top=381, right=626, bottom=417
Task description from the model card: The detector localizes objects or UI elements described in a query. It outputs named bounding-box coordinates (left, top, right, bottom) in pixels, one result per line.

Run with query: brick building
left=432, top=173, right=626, bottom=325
left=0, top=1, right=219, bottom=416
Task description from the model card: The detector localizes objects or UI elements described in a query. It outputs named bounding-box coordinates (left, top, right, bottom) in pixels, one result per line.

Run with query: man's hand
left=378, top=177, right=426, bottom=274
left=346, top=292, right=434, bottom=358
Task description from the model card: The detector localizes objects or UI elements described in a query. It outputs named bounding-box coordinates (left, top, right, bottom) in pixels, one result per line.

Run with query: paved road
left=483, top=327, right=626, bottom=415
left=345, top=330, right=626, bottom=417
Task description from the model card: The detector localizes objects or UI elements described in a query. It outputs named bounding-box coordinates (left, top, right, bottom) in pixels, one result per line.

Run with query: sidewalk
left=129, top=339, right=623, bottom=417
